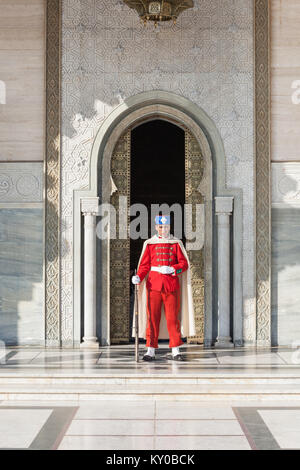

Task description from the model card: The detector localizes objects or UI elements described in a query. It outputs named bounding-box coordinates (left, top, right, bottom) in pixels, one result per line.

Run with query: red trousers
left=146, top=287, right=183, bottom=348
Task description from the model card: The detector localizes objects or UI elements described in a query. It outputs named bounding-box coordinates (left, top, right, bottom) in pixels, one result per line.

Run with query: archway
left=73, top=91, right=243, bottom=348
left=109, top=119, right=206, bottom=344
left=103, top=108, right=212, bottom=347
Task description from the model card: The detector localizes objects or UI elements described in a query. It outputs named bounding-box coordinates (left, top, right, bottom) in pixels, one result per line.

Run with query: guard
left=132, top=215, right=195, bottom=361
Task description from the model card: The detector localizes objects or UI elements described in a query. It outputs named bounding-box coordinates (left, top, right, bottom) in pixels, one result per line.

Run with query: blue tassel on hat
left=155, top=215, right=170, bottom=225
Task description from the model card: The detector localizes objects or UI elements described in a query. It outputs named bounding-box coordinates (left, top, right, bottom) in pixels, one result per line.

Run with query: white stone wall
left=61, top=0, right=255, bottom=343
left=271, top=0, right=300, bottom=345
left=0, top=0, right=45, bottom=162
left=0, top=0, right=45, bottom=345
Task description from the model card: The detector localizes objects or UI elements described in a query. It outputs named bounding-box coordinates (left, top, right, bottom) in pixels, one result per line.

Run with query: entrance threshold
left=0, top=345, right=300, bottom=401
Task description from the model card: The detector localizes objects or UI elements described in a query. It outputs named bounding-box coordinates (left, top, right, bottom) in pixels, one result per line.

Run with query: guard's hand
left=132, top=275, right=141, bottom=285
left=160, top=266, right=175, bottom=275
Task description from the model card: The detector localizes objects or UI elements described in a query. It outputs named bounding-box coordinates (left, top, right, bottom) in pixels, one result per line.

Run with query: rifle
left=134, top=268, right=139, bottom=362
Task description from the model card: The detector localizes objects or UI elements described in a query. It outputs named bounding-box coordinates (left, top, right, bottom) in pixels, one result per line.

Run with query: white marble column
left=80, top=197, right=100, bottom=349
left=215, top=197, right=234, bottom=348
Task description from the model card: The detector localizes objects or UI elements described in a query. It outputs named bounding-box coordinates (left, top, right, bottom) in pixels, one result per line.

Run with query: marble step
left=0, top=373, right=300, bottom=386
left=1, top=382, right=300, bottom=401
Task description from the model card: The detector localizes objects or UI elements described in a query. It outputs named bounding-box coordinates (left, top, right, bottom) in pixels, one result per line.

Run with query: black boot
left=168, top=354, right=183, bottom=361
left=142, top=354, right=155, bottom=361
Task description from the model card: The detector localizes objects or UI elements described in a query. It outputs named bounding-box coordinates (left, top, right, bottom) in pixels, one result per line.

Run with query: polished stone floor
left=1, top=344, right=300, bottom=374
left=0, top=399, right=300, bottom=450
left=0, top=345, right=300, bottom=449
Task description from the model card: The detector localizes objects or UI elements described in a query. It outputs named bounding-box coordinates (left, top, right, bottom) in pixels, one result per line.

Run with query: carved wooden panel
left=110, top=131, right=131, bottom=343
left=185, top=130, right=205, bottom=344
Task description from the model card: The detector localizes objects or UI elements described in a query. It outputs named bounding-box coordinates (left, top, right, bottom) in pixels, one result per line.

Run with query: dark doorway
left=130, top=119, right=185, bottom=270
left=129, top=120, right=185, bottom=334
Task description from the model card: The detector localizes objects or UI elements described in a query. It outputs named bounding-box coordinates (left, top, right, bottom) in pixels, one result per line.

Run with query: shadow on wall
left=61, top=0, right=230, bottom=141
left=61, top=11, right=187, bottom=141
left=0, top=209, right=43, bottom=346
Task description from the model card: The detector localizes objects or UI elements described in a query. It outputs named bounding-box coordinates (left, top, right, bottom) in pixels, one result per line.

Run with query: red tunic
left=137, top=242, right=188, bottom=293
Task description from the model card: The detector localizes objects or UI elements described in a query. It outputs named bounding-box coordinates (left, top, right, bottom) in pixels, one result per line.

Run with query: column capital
left=215, top=196, right=234, bottom=215
left=81, top=197, right=99, bottom=215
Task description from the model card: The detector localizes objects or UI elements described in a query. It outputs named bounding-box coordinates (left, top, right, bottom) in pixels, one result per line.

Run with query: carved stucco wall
left=61, top=0, right=255, bottom=344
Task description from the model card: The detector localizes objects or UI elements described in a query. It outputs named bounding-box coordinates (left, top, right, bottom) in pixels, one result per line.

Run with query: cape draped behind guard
left=132, top=234, right=196, bottom=340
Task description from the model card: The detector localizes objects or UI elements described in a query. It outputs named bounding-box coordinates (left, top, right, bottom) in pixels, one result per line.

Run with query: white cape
left=132, top=235, right=195, bottom=339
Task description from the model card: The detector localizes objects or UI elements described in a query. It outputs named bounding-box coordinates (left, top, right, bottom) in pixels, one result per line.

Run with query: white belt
left=151, top=266, right=162, bottom=273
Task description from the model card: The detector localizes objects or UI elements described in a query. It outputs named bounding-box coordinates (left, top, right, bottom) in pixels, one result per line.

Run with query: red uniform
left=137, top=241, right=188, bottom=348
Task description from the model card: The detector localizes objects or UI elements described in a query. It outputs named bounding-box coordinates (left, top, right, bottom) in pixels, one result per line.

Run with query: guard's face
left=156, top=224, right=170, bottom=238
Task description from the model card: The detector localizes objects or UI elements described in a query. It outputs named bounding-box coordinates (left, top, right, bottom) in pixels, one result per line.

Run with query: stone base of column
left=214, top=337, right=234, bottom=349
left=256, top=339, right=271, bottom=348
left=80, top=337, right=100, bottom=350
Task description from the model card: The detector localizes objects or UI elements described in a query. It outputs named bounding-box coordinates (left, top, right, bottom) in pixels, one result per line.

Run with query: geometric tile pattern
left=110, top=131, right=131, bottom=343
left=1, top=401, right=299, bottom=450
left=185, top=130, right=205, bottom=343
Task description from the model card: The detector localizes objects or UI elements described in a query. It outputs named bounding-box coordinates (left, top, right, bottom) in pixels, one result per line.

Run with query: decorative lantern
left=123, top=0, right=194, bottom=26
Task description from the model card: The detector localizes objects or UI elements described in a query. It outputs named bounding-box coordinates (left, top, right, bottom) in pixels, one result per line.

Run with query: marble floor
left=0, top=344, right=300, bottom=374
left=0, top=399, right=300, bottom=450
left=0, top=345, right=300, bottom=449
